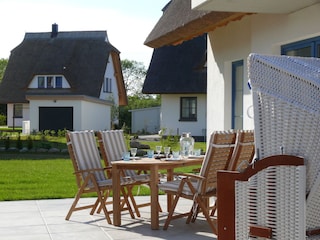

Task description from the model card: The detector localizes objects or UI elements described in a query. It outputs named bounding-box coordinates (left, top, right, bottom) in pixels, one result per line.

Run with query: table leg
left=166, top=168, right=174, bottom=212
left=150, top=165, right=159, bottom=230
left=112, top=165, right=121, bottom=226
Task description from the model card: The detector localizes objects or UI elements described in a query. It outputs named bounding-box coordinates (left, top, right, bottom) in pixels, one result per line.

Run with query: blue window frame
left=232, top=60, right=244, bottom=130
left=55, top=76, right=62, bottom=88
left=281, top=36, right=320, bottom=57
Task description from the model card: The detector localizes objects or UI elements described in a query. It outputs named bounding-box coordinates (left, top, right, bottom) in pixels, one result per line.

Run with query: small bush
left=16, top=134, right=23, bottom=149
left=0, top=114, right=6, bottom=126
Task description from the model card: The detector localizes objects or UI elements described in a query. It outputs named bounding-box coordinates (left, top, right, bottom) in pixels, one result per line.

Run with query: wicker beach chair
left=158, top=130, right=237, bottom=234
left=217, top=155, right=306, bottom=240
left=225, top=53, right=320, bottom=239
left=65, top=130, right=135, bottom=224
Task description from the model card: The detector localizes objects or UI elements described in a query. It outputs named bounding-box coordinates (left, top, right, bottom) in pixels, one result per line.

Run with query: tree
left=0, top=59, right=8, bottom=117
left=119, top=59, right=161, bottom=132
left=121, top=59, right=146, bottom=97
left=0, top=58, right=8, bottom=83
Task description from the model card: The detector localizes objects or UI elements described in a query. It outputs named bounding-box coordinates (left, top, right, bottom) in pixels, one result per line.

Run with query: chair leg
left=120, top=187, right=136, bottom=219
left=91, top=179, right=112, bottom=224
left=195, top=196, right=217, bottom=234
left=90, top=197, right=102, bottom=215
left=65, top=190, right=82, bottom=220
left=126, top=185, right=141, bottom=217
left=163, top=194, right=181, bottom=230
left=186, top=202, right=199, bottom=223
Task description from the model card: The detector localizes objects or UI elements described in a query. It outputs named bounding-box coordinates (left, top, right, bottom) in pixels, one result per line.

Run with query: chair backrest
left=227, top=130, right=255, bottom=172
left=98, top=130, right=138, bottom=178
left=249, top=53, right=320, bottom=194
left=197, top=130, right=237, bottom=194
left=67, top=130, right=106, bottom=186
left=97, top=130, right=127, bottom=167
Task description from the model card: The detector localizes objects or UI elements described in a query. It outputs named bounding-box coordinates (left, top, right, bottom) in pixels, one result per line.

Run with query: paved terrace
left=0, top=195, right=217, bottom=240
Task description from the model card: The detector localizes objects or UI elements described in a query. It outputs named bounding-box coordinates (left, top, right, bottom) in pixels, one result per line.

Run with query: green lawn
left=0, top=133, right=206, bottom=201
left=0, top=151, right=203, bottom=201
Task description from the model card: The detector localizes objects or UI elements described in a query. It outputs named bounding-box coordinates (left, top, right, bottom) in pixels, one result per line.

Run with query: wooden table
left=112, top=157, right=203, bottom=230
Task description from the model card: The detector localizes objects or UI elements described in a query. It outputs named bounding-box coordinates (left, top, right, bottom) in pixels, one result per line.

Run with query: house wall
left=130, top=107, right=160, bottom=134
left=7, top=103, right=30, bottom=128
left=100, top=54, right=119, bottom=105
left=80, top=101, right=111, bottom=131
left=206, top=3, right=320, bottom=139
left=29, top=99, right=111, bottom=132
left=161, top=94, right=207, bottom=139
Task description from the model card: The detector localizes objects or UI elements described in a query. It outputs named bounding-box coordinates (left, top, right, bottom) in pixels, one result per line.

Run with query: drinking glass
left=156, top=145, right=162, bottom=157
left=122, top=151, right=130, bottom=161
left=130, top=148, right=137, bottom=158
left=147, top=149, right=154, bottom=158
left=164, top=147, right=170, bottom=159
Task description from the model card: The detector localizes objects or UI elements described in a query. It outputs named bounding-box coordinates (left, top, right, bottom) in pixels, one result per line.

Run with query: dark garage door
left=39, top=107, right=73, bottom=131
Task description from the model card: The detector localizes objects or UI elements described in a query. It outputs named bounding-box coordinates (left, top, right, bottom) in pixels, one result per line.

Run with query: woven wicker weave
left=249, top=53, right=320, bottom=194
left=235, top=161, right=306, bottom=240
left=249, top=53, right=320, bottom=238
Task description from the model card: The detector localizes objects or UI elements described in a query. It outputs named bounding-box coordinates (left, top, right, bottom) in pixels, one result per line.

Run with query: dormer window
left=37, top=76, right=64, bottom=88
left=103, top=77, right=112, bottom=93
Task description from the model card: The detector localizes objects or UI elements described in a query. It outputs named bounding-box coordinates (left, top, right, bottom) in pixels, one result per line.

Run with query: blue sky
left=0, top=0, right=169, bottom=66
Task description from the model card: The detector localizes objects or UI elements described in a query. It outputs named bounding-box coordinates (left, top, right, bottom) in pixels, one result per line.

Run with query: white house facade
left=144, top=0, right=320, bottom=141
left=198, top=2, right=320, bottom=139
left=161, top=94, right=206, bottom=139
left=0, top=25, right=127, bottom=132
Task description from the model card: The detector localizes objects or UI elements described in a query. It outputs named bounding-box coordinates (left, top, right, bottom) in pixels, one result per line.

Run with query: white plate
left=130, top=157, right=141, bottom=160
left=165, top=158, right=182, bottom=161
left=188, top=155, right=204, bottom=159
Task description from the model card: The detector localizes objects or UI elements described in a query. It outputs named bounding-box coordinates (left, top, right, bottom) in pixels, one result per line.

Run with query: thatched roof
left=0, top=29, right=127, bottom=105
left=142, top=34, right=207, bottom=94
left=144, top=0, right=249, bottom=48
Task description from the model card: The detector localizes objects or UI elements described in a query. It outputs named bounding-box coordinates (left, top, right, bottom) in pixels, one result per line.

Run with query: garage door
left=39, top=107, right=73, bottom=131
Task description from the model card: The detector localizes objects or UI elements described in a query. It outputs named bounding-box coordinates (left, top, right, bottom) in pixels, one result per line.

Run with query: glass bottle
left=180, top=132, right=195, bottom=159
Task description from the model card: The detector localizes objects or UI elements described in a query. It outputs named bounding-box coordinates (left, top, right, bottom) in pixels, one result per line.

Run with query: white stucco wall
left=130, top=107, right=160, bottom=134
left=206, top=3, right=320, bottom=138
left=100, top=54, right=119, bottom=106
left=28, top=98, right=111, bottom=132
left=161, top=94, right=207, bottom=138
left=7, top=103, right=30, bottom=128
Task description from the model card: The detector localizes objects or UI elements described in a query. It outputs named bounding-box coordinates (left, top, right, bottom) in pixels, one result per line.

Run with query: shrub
left=0, top=114, right=6, bottom=126
left=16, top=134, right=22, bottom=149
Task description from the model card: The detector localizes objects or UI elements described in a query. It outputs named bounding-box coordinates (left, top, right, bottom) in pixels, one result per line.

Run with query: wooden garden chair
left=97, top=129, right=161, bottom=218
left=208, top=129, right=255, bottom=217
left=65, top=130, right=135, bottom=224
left=158, top=130, right=237, bottom=234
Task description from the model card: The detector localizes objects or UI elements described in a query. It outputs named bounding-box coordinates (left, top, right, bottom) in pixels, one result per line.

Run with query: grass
left=0, top=130, right=206, bottom=201
left=0, top=140, right=205, bottom=201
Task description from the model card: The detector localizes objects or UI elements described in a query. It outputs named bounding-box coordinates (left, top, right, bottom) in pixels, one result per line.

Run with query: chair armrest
left=173, top=172, right=205, bottom=180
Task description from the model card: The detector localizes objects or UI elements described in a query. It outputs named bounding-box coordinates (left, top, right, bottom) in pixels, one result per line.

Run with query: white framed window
left=13, top=104, right=23, bottom=118
left=37, top=75, right=64, bottom=88
left=38, top=76, right=45, bottom=88
left=180, top=97, right=197, bottom=121
left=103, top=77, right=112, bottom=93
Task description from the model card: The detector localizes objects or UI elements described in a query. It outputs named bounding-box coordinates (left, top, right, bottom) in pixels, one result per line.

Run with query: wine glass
left=130, top=148, right=137, bottom=159
left=155, top=145, right=162, bottom=157
left=164, top=147, right=170, bottom=159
